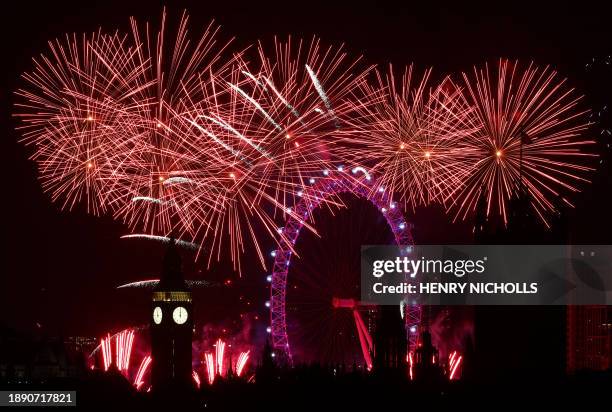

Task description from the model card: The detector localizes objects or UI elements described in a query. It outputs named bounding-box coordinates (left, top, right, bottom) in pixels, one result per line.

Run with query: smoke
left=428, top=306, right=474, bottom=359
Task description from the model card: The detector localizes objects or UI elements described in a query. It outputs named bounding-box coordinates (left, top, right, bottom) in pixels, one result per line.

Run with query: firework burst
left=173, top=37, right=373, bottom=272
left=15, top=9, right=598, bottom=275
left=14, top=30, right=142, bottom=215
left=337, top=65, right=479, bottom=209
left=96, top=11, right=239, bottom=237
left=14, top=9, right=239, bottom=231
left=448, top=59, right=596, bottom=225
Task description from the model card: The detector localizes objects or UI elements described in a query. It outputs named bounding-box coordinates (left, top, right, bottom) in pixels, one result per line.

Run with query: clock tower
left=150, top=239, right=193, bottom=390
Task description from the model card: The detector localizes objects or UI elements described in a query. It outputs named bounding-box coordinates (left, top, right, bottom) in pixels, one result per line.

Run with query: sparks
left=120, top=234, right=199, bottom=251
left=134, top=355, right=152, bottom=390
left=448, top=59, right=596, bottom=226
left=236, top=351, right=250, bottom=377
left=215, top=338, right=226, bottom=377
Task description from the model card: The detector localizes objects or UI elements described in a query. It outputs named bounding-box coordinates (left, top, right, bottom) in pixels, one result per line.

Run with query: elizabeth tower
left=150, top=240, right=193, bottom=390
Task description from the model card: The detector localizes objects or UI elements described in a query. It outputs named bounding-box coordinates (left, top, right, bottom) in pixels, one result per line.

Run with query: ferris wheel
left=268, top=166, right=421, bottom=367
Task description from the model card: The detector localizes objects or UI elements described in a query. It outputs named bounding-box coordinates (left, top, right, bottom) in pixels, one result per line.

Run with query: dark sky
left=1, top=0, right=611, bottom=356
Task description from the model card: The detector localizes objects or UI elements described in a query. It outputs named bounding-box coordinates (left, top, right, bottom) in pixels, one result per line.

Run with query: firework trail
left=408, top=352, right=414, bottom=380
left=448, top=59, right=596, bottom=225
left=98, top=328, right=135, bottom=376
left=192, top=370, right=201, bottom=388
left=120, top=233, right=199, bottom=250
left=100, top=334, right=112, bottom=371
left=236, top=351, right=250, bottom=377
left=132, top=196, right=164, bottom=205
left=215, top=338, right=226, bottom=377
left=134, top=355, right=152, bottom=390
left=448, top=351, right=462, bottom=380
left=116, top=278, right=213, bottom=289
left=305, top=64, right=338, bottom=126
left=337, top=64, right=480, bottom=209
left=205, top=352, right=215, bottom=384
left=115, top=329, right=135, bottom=373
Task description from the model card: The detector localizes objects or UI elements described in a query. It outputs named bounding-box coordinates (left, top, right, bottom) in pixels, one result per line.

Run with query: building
left=412, top=330, right=443, bottom=383
left=373, top=305, right=407, bottom=371
left=0, top=329, right=85, bottom=384
left=150, top=240, right=194, bottom=390
left=567, top=306, right=612, bottom=372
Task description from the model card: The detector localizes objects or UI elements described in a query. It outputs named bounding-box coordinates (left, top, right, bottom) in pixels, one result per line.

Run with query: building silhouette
left=413, top=330, right=443, bottom=383
left=150, top=240, right=193, bottom=391
left=373, top=306, right=407, bottom=371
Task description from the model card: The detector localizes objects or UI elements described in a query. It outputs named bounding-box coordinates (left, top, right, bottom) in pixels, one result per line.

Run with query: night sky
left=1, top=0, right=611, bottom=374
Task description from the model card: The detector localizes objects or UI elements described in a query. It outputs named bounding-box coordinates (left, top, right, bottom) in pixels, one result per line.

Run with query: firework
left=13, top=9, right=240, bottom=251
left=236, top=350, right=250, bottom=377
left=448, top=59, right=596, bottom=225
left=337, top=64, right=479, bottom=208
left=448, top=350, right=462, bottom=380
left=134, top=355, right=152, bottom=390
left=201, top=338, right=251, bottom=383
left=100, top=334, right=112, bottom=371
left=14, top=31, right=140, bottom=215
left=16, top=7, right=596, bottom=277
left=98, top=329, right=135, bottom=374
left=215, top=338, right=226, bottom=377
left=172, top=36, right=373, bottom=273
left=205, top=352, right=215, bottom=384
left=192, top=370, right=201, bottom=388
left=120, top=234, right=199, bottom=250
left=116, top=278, right=213, bottom=289
left=408, top=352, right=414, bottom=380
left=115, top=329, right=135, bottom=373
left=102, top=10, right=238, bottom=237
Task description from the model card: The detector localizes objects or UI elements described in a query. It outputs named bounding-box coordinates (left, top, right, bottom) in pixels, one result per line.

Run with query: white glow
left=162, top=176, right=191, bottom=185
left=228, top=82, right=282, bottom=131
left=120, top=234, right=199, bottom=251
left=132, top=196, right=162, bottom=204
left=153, top=307, right=162, bottom=324
left=172, top=306, right=188, bottom=325
left=351, top=166, right=371, bottom=180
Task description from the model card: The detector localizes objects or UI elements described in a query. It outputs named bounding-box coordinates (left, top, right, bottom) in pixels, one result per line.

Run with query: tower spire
left=156, top=238, right=188, bottom=291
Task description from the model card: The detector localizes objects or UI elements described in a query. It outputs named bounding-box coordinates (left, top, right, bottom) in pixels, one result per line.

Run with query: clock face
left=153, top=306, right=162, bottom=324
left=173, top=306, right=188, bottom=325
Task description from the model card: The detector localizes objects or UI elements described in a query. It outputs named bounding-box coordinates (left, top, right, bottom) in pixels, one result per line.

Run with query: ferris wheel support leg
left=353, top=310, right=373, bottom=370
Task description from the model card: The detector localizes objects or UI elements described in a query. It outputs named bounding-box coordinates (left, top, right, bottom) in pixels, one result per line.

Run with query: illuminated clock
left=173, top=306, right=188, bottom=324
left=153, top=306, right=162, bottom=324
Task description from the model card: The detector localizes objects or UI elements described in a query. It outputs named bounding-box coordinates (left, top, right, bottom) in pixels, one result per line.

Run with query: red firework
left=14, top=8, right=597, bottom=276
left=448, top=59, right=596, bottom=225
left=202, top=339, right=251, bottom=384
left=14, top=30, right=141, bottom=215
left=15, top=10, right=372, bottom=276
left=97, top=328, right=149, bottom=388
left=337, top=64, right=479, bottom=209
left=94, top=11, right=237, bottom=237
left=14, top=10, right=237, bottom=234
left=170, top=37, right=373, bottom=273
